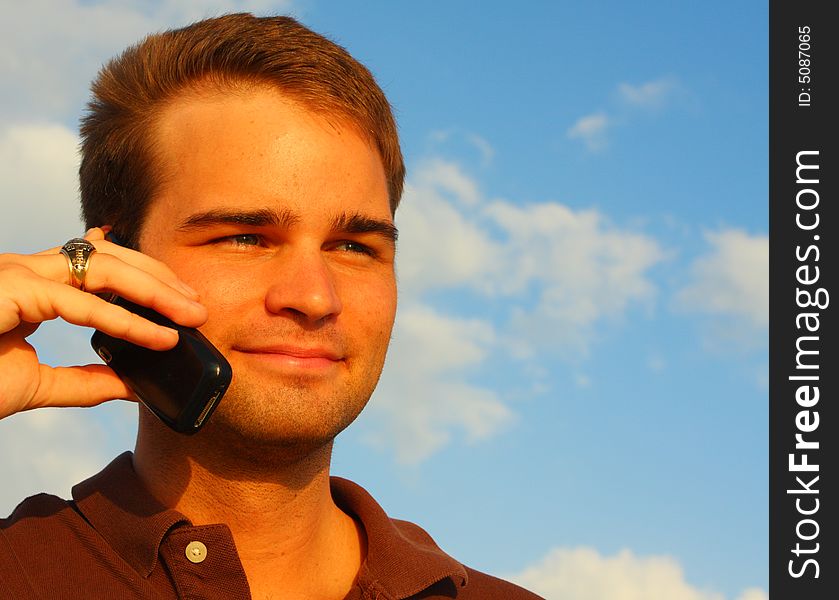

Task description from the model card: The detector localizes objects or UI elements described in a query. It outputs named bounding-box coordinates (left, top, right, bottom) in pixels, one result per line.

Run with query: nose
left=263, top=246, right=343, bottom=325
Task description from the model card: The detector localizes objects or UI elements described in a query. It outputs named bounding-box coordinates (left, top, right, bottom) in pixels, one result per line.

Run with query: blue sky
left=0, top=2, right=768, bottom=599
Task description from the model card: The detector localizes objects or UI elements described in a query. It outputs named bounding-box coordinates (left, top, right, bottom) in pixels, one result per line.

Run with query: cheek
left=187, top=269, right=263, bottom=335
left=342, top=276, right=397, bottom=342
left=203, top=282, right=260, bottom=319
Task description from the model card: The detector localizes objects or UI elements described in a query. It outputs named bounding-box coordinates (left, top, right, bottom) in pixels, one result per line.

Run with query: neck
left=132, top=408, right=365, bottom=599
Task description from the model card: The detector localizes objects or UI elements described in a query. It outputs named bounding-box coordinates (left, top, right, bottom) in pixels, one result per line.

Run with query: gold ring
left=59, top=238, right=97, bottom=291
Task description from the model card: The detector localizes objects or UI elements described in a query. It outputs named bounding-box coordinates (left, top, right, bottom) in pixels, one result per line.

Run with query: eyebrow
left=176, top=207, right=398, bottom=243
left=331, top=212, right=399, bottom=244
left=177, top=208, right=299, bottom=230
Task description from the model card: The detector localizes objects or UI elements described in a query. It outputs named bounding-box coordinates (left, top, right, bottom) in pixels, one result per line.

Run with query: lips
left=231, top=343, right=345, bottom=367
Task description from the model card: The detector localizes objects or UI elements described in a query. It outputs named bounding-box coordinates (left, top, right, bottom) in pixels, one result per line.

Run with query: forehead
left=146, top=86, right=390, bottom=225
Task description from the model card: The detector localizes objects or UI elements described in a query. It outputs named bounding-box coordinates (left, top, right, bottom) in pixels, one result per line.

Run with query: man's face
left=137, top=87, right=397, bottom=451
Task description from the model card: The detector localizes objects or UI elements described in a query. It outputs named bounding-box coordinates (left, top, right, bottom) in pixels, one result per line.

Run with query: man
left=0, top=14, right=542, bottom=600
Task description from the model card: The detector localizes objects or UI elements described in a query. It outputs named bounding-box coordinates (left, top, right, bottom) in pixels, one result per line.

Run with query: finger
left=10, top=277, right=181, bottom=350
left=5, top=253, right=207, bottom=328
left=91, top=237, right=201, bottom=301
left=76, top=253, right=208, bottom=328
left=30, top=228, right=106, bottom=256
left=26, top=364, right=137, bottom=411
left=85, top=227, right=107, bottom=241
left=33, top=227, right=105, bottom=254
left=31, top=237, right=199, bottom=301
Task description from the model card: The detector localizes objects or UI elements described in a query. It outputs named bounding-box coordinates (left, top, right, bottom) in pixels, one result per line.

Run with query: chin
left=201, top=378, right=370, bottom=455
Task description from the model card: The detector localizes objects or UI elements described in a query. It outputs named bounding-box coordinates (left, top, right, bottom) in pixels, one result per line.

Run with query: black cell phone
left=90, top=295, right=232, bottom=435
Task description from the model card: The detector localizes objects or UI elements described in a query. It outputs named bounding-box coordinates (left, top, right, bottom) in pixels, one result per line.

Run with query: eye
left=218, top=233, right=263, bottom=247
left=335, top=241, right=375, bottom=256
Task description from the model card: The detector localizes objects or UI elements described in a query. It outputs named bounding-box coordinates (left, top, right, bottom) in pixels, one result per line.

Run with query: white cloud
left=0, top=1, right=297, bottom=122
left=508, top=546, right=767, bottom=600
left=400, top=159, right=664, bottom=328
left=674, top=229, right=768, bottom=347
left=567, top=112, right=610, bottom=151
left=0, top=409, right=109, bottom=515
left=427, top=130, right=495, bottom=167
left=397, top=172, right=501, bottom=297
left=736, top=589, right=769, bottom=600
left=465, top=133, right=495, bottom=166
left=0, top=123, right=83, bottom=252
left=567, top=77, right=683, bottom=150
left=618, top=77, right=679, bottom=109
left=647, top=354, right=666, bottom=373
left=412, top=157, right=481, bottom=206
left=365, top=304, right=512, bottom=464
left=368, top=159, right=662, bottom=460
left=484, top=200, right=663, bottom=355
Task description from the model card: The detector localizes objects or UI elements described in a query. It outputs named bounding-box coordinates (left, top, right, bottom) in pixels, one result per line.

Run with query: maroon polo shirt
left=1, top=452, right=542, bottom=599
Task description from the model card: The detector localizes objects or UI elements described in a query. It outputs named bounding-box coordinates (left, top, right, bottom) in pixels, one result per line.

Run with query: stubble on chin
left=204, top=369, right=376, bottom=459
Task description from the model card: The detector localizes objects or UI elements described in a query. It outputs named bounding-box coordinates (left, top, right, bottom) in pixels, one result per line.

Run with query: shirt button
left=185, top=541, right=208, bottom=564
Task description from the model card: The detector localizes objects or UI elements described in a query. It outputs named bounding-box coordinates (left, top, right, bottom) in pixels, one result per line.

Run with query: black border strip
left=770, top=2, right=836, bottom=598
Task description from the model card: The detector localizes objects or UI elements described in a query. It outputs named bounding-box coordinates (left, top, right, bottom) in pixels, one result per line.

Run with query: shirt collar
left=331, top=477, right=468, bottom=598
left=71, top=451, right=189, bottom=577
left=71, top=453, right=467, bottom=595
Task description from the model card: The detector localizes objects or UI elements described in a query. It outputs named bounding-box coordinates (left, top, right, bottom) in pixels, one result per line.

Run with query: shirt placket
left=160, top=524, right=251, bottom=600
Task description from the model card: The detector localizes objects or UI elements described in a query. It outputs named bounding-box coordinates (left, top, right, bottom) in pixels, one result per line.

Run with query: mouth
left=231, top=344, right=345, bottom=372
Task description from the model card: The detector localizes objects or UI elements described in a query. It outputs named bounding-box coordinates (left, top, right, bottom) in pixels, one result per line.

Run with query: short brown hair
left=79, top=13, right=404, bottom=248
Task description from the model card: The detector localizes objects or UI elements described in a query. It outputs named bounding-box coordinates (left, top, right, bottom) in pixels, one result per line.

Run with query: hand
left=0, top=228, right=208, bottom=420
